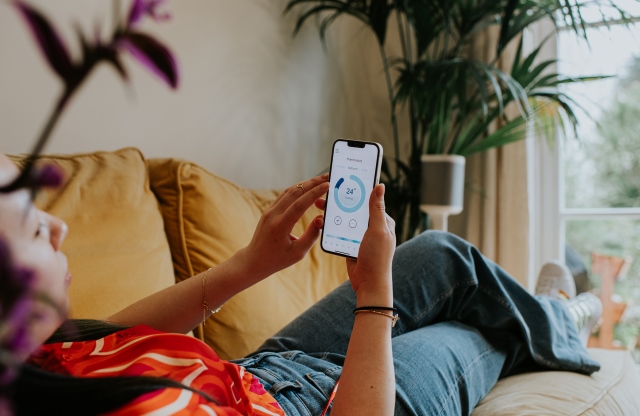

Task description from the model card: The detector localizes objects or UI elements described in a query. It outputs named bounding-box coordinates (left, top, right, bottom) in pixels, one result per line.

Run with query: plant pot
left=420, top=155, right=466, bottom=231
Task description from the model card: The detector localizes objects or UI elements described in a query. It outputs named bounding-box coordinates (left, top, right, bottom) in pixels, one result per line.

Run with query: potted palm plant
left=285, top=0, right=628, bottom=241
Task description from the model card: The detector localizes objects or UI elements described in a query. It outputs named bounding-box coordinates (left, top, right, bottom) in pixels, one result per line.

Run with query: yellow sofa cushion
left=148, top=158, right=348, bottom=360
left=10, top=148, right=176, bottom=320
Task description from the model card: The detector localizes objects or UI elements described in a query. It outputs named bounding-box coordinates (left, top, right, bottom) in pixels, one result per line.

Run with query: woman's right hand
left=236, top=174, right=329, bottom=284
left=345, top=184, right=396, bottom=306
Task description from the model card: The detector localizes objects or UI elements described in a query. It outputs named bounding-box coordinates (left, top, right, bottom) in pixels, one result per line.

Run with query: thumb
left=368, top=184, right=386, bottom=227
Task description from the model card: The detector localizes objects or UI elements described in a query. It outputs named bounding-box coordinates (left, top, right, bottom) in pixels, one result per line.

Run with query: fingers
left=312, top=214, right=324, bottom=229
left=273, top=174, right=329, bottom=214
left=282, top=181, right=330, bottom=228
left=293, top=214, right=323, bottom=256
left=314, top=198, right=326, bottom=211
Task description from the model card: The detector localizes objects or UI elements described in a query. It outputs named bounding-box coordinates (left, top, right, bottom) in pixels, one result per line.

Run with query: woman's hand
left=346, top=184, right=396, bottom=306
left=237, top=174, right=330, bottom=282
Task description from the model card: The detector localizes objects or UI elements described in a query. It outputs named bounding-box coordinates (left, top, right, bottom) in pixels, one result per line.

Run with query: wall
left=0, top=0, right=399, bottom=188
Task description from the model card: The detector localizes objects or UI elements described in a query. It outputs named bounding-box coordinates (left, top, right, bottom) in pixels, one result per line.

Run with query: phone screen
left=321, top=139, right=382, bottom=258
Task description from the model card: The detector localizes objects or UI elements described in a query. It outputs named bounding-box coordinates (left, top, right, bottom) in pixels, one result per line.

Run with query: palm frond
left=289, top=4, right=367, bottom=38
left=461, top=115, right=529, bottom=156
left=285, top=0, right=394, bottom=46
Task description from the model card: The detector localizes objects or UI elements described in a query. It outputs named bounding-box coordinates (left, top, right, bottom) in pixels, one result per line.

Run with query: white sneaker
left=566, top=293, right=603, bottom=347
left=535, top=261, right=577, bottom=300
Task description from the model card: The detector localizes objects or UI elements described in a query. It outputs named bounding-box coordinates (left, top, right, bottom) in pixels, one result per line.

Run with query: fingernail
left=377, top=183, right=385, bottom=197
left=321, top=173, right=329, bottom=179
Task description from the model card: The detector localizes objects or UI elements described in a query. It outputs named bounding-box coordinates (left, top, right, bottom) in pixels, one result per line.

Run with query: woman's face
left=0, top=153, right=70, bottom=355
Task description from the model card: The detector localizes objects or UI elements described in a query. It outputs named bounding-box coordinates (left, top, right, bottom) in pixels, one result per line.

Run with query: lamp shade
left=420, top=155, right=466, bottom=230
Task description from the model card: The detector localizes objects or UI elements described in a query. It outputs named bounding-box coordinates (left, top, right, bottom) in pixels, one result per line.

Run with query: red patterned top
left=29, top=325, right=285, bottom=416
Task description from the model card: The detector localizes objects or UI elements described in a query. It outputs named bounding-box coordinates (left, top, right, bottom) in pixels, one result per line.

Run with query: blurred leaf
left=15, top=1, right=74, bottom=82
left=462, top=113, right=528, bottom=156
left=119, top=31, right=178, bottom=89
left=103, top=47, right=129, bottom=82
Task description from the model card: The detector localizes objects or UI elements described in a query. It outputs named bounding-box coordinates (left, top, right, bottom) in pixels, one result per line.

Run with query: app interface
left=322, top=141, right=380, bottom=257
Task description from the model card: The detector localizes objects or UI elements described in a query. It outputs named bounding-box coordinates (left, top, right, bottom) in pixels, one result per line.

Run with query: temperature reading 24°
left=334, top=176, right=366, bottom=213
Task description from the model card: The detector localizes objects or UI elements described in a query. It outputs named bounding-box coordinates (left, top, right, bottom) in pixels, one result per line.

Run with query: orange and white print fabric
left=29, top=325, right=285, bottom=416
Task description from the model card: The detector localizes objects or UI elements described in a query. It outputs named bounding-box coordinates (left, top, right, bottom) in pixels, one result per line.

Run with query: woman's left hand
left=237, top=174, right=330, bottom=282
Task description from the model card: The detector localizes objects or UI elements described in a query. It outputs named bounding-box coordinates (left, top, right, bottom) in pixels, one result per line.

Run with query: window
left=536, top=12, right=640, bottom=358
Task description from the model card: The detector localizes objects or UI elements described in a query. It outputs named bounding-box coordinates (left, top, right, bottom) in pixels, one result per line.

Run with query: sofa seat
left=472, top=349, right=640, bottom=415
left=14, top=148, right=640, bottom=415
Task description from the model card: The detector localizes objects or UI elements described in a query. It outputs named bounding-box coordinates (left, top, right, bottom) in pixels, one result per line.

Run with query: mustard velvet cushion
left=148, top=158, right=348, bottom=360
left=10, top=148, right=176, bottom=320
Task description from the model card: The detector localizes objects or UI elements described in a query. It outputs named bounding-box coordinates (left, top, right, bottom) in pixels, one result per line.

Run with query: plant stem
left=379, top=44, right=401, bottom=179
left=395, top=5, right=408, bottom=61
left=32, top=89, right=72, bottom=157
left=6, top=89, right=74, bottom=192
left=404, top=2, right=413, bottom=64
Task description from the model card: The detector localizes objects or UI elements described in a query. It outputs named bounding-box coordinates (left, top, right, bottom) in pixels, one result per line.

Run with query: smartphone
left=321, top=139, right=383, bottom=259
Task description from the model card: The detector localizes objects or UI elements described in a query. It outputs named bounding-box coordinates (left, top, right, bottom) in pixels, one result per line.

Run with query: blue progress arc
left=334, top=175, right=366, bottom=213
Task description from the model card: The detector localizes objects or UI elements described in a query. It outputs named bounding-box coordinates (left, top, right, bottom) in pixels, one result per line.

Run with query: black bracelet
left=353, top=306, right=397, bottom=314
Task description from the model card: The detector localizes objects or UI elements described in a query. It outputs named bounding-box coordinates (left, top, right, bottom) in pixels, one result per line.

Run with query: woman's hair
left=10, top=319, right=217, bottom=415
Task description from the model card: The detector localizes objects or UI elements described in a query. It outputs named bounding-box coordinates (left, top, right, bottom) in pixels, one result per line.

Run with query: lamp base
left=429, top=213, right=448, bottom=231
left=420, top=205, right=462, bottom=232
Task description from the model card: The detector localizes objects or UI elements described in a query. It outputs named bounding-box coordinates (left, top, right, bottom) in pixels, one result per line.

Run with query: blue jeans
left=232, top=231, right=600, bottom=415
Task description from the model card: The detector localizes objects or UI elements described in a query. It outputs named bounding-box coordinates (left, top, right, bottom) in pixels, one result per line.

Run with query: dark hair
left=10, top=319, right=217, bottom=415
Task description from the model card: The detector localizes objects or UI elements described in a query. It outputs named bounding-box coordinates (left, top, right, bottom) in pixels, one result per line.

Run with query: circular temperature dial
left=334, top=175, right=366, bottom=213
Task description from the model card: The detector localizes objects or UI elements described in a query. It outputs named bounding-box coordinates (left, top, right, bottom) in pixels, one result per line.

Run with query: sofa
left=14, top=147, right=640, bottom=415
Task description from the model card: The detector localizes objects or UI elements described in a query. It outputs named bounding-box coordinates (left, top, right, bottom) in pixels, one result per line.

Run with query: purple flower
left=4, top=298, right=33, bottom=352
left=0, top=240, right=35, bottom=313
left=0, top=238, right=37, bottom=399
left=14, top=0, right=179, bottom=90
left=31, top=164, right=64, bottom=189
left=128, top=0, right=171, bottom=27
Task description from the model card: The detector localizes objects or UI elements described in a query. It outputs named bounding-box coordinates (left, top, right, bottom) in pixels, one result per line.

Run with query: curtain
left=448, top=29, right=530, bottom=287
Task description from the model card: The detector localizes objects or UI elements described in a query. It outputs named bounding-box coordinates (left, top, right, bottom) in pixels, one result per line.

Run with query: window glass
left=571, top=0, right=640, bottom=24
left=559, top=23, right=640, bottom=360
left=559, top=23, right=640, bottom=208
left=565, top=218, right=640, bottom=355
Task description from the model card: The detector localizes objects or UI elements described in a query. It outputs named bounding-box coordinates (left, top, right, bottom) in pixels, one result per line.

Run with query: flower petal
left=14, top=1, right=74, bottom=82
left=32, top=164, right=64, bottom=188
left=128, top=0, right=170, bottom=27
left=127, top=0, right=145, bottom=26
left=119, top=32, right=178, bottom=89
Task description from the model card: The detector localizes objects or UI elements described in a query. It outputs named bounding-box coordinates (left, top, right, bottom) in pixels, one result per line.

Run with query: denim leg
left=255, top=273, right=356, bottom=358
left=389, top=231, right=599, bottom=376
left=393, top=322, right=506, bottom=416
left=257, top=231, right=598, bottom=376
left=241, top=322, right=504, bottom=416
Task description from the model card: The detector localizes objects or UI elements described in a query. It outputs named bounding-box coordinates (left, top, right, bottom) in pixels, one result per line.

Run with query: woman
left=0, top=151, right=601, bottom=415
